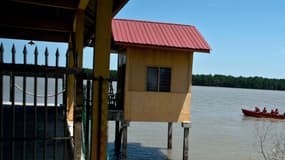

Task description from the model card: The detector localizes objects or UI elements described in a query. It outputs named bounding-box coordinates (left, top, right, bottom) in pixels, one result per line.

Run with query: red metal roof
left=112, top=19, right=211, bottom=53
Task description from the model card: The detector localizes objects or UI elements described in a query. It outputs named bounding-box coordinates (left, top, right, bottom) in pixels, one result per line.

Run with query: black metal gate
left=0, top=43, right=74, bottom=160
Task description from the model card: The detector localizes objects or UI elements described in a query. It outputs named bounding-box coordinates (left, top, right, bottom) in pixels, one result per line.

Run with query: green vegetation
left=192, top=74, right=285, bottom=90
left=85, top=69, right=285, bottom=91
left=110, top=70, right=118, bottom=80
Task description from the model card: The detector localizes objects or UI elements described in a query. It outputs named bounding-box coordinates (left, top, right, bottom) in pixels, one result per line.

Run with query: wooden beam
left=112, top=0, right=129, bottom=16
left=0, top=15, right=72, bottom=33
left=73, top=9, right=85, bottom=160
left=0, top=27, right=69, bottom=42
left=9, top=0, right=77, bottom=10
left=91, top=0, right=113, bottom=159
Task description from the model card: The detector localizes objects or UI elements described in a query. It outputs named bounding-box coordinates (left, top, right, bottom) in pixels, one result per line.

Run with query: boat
left=241, top=108, right=285, bottom=120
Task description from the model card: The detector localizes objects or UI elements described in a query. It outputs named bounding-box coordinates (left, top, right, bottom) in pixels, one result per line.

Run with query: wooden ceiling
left=0, top=0, right=128, bottom=45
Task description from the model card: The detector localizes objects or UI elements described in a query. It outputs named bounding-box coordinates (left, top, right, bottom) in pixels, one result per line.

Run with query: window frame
left=146, top=66, right=171, bottom=92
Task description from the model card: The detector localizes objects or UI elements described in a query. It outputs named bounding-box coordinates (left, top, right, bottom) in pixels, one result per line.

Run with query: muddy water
left=108, top=86, right=285, bottom=160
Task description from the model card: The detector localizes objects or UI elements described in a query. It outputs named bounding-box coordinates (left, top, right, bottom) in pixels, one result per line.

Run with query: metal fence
left=80, top=73, right=119, bottom=159
left=0, top=43, right=73, bottom=160
left=0, top=42, right=123, bottom=160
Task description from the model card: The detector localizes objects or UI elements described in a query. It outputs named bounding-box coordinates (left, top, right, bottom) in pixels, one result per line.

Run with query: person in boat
left=255, top=106, right=260, bottom=112
left=271, top=109, right=274, bottom=114
left=262, top=107, right=267, bottom=113
left=275, top=108, right=279, bottom=114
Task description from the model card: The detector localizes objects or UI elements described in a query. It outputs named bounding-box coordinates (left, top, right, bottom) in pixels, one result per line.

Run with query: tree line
left=107, top=70, right=285, bottom=91
left=192, top=74, right=285, bottom=91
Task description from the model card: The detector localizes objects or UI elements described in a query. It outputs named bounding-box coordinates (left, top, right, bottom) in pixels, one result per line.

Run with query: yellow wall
left=124, top=47, right=193, bottom=122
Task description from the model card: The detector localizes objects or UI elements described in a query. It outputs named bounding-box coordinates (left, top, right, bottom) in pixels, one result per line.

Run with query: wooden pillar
left=122, top=121, right=129, bottom=160
left=67, top=43, right=75, bottom=121
left=73, top=10, right=85, bottom=160
left=167, top=122, right=173, bottom=149
left=182, top=122, right=191, bottom=160
left=91, top=0, right=113, bottom=159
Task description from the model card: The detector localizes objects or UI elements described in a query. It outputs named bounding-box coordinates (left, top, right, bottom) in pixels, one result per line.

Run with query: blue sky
left=114, top=0, right=285, bottom=79
left=1, top=0, right=285, bottom=79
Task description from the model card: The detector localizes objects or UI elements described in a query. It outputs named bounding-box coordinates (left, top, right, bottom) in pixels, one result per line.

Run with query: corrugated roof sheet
left=112, top=19, right=211, bottom=53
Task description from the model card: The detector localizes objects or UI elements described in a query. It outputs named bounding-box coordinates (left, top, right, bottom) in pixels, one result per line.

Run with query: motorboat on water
left=242, top=108, right=285, bottom=120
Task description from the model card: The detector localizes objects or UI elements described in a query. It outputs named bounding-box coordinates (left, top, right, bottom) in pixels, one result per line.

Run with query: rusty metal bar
left=22, top=45, right=27, bottom=160
left=11, top=44, right=16, bottom=160
left=0, top=43, right=3, bottom=160
left=85, top=80, right=91, bottom=160
left=63, top=50, right=68, bottom=160
left=33, top=47, right=39, bottom=160
left=114, top=121, right=121, bottom=155
left=44, top=47, right=49, bottom=160
left=53, top=49, right=59, bottom=160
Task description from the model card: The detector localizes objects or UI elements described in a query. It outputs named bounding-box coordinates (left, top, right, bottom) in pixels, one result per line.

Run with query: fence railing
left=0, top=42, right=122, bottom=160
left=0, top=43, right=73, bottom=160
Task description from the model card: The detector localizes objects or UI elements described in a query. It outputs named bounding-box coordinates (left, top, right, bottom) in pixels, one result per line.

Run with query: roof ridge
left=113, top=18, right=195, bottom=28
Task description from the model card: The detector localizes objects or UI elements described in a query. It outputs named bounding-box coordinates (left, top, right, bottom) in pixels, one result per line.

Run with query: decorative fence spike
left=56, top=48, right=59, bottom=67
left=34, top=47, right=38, bottom=65
left=65, top=48, right=69, bottom=68
left=44, top=47, right=49, bottom=66
left=23, top=45, right=27, bottom=64
left=11, top=44, right=16, bottom=64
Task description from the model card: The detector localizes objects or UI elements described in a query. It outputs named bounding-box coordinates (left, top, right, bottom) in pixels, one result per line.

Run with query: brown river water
left=108, top=86, right=285, bottom=160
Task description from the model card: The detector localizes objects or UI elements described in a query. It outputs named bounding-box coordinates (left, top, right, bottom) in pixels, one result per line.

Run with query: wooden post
left=91, top=0, right=113, bottom=160
left=122, top=121, right=129, bottom=160
left=182, top=122, right=191, bottom=160
left=73, top=9, right=85, bottom=160
left=168, top=122, right=173, bottom=149
left=67, top=42, right=75, bottom=121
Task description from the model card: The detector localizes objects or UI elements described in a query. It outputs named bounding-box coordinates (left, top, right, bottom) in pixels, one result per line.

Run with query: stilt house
left=112, top=19, right=211, bottom=122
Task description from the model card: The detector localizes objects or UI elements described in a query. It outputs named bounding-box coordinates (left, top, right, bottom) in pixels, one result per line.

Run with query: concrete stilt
left=122, top=121, right=129, bottom=160
left=167, top=122, right=173, bottom=149
left=182, top=122, right=191, bottom=160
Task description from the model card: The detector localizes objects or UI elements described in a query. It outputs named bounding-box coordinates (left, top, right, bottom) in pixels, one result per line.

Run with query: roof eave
left=114, top=42, right=211, bottom=54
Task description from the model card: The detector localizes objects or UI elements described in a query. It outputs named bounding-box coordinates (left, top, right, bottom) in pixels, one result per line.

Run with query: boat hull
left=242, top=109, right=285, bottom=120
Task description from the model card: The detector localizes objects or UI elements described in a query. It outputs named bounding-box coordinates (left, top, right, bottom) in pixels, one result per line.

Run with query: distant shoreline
left=192, top=74, right=285, bottom=91
left=108, top=70, right=285, bottom=91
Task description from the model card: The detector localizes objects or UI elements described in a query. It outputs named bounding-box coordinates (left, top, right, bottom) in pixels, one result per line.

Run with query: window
left=147, top=67, right=171, bottom=92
